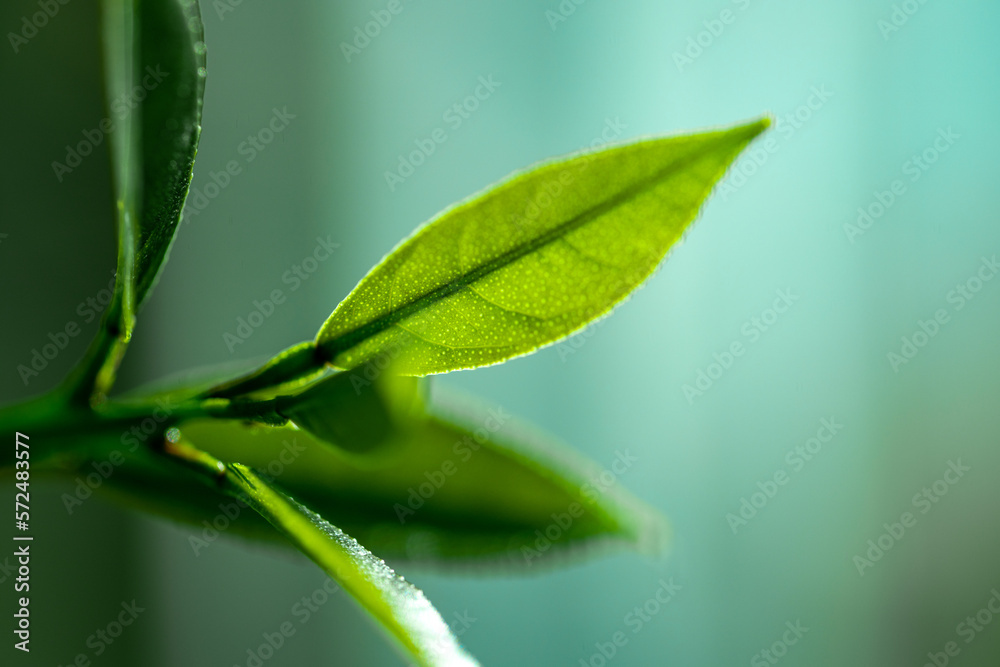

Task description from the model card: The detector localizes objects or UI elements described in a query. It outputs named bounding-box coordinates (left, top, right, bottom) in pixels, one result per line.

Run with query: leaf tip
left=738, top=115, right=772, bottom=141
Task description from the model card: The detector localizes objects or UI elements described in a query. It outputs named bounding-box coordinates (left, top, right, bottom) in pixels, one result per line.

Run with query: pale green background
left=1, top=0, right=999, bottom=665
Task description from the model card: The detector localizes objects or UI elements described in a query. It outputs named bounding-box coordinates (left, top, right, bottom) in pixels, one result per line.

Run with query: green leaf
left=216, top=464, right=480, bottom=667
left=70, top=0, right=205, bottom=402
left=100, top=0, right=139, bottom=323
left=133, top=0, right=206, bottom=305
left=69, top=0, right=142, bottom=400
left=274, top=366, right=424, bottom=457
left=316, top=118, right=769, bottom=375
left=84, top=384, right=666, bottom=568
left=102, top=0, right=206, bottom=315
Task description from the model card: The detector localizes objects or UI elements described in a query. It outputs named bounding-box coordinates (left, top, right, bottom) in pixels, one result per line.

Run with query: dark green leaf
left=100, top=0, right=205, bottom=314
left=73, top=0, right=204, bottom=400
left=133, top=0, right=206, bottom=305
left=100, top=0, right=139, bottom=325
left=88, top=384, right=666, bottom=568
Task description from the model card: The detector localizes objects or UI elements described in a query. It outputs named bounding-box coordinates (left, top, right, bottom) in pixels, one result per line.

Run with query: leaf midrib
left=320, top=132, right=741, bottom=362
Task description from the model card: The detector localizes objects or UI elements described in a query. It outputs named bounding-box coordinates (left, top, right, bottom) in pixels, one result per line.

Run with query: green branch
left=0, top=390, right=286, bottom=469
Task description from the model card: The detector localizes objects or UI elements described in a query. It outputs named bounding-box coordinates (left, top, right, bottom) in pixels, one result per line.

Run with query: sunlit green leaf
left=316, top=118, right=769, bottom=375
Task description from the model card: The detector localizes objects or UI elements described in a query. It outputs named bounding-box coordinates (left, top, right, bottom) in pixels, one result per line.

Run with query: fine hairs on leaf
left=0, top=0, right=770, bottom=663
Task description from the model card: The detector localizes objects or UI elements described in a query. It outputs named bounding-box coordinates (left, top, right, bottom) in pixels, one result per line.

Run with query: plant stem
left=60, top=303, right=133, bottom=407
left=0, top=391, right=286, bottom=468
left=200, top=340, right=328, bottom=399
left=63, top=131, right=139, bottom=407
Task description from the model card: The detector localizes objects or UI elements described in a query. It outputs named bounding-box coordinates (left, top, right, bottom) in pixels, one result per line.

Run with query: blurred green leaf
left=316, top=118, right=769, bottom=375
left=220, top=464, right=479, bottom=667
left=86, top=384, right=665, bottom=568
left=275, top=366, right=423, bottom=456
left=115, top=357, right=277, bottom=404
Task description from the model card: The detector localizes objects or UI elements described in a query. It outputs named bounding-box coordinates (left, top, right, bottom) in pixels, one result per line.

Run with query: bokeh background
left=2, top=0, right=999, bottom=665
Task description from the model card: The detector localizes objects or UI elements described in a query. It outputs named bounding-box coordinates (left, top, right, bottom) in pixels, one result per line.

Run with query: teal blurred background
left=2, top=0, right=999, bottom=665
